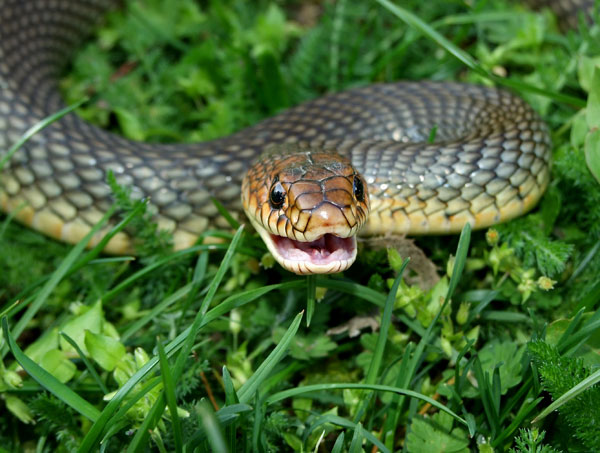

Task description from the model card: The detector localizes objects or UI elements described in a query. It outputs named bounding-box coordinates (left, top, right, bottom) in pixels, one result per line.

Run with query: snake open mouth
left=250, top=223, right=357, bottom=275
left=270, top=233, right=357, bottom=274
left=244, top=215, right=358, bottom=274
left=268, top=233, right=357, bottom=275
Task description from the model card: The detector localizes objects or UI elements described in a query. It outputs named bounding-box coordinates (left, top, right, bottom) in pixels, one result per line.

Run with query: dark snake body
left=0, top=0, right=568, bottom=252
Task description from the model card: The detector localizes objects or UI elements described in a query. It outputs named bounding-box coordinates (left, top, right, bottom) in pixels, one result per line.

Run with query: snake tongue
left=269, top=233, right=357, bottom=275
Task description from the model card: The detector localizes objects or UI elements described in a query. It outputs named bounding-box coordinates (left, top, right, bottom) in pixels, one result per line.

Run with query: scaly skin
left=0, top=0, right=553, bottom=273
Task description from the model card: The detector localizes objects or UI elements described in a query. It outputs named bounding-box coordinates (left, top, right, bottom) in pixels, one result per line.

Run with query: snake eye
left=269, top=181, right=286, bottom=209
left=353, top=176, right=365, bottom=202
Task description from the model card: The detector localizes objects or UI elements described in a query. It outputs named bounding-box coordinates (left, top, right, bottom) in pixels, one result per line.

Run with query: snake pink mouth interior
left=270, top=233, right=356, bottom=265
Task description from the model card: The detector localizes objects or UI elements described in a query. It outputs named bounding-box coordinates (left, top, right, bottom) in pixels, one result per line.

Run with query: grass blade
left=0, top=98, right=89, bottom=171
left=2, top=205, right=116, bottom=358
left=186, top=405, right=252, bottom=448
left=157, top=341, right=182, bottom=453
left=172, top=226, right=245, bottom=382
left=126, top=393, right=166, bottom=453
left=305, top=414, right=388, bottom=453
left=266, top=382, right=467, bottom=427
left=383, top=342, right=416, bottom=448
left=349, top=422, right=363, bottom=453
left=222, top=366, right=240, bottom=452
left=375, top=0, right=586, bottom=107
left=2, top=317, right=100, bottom=422
left=331, top=432, right=345, bottom=453
left=223, top=366, right=240, bottom=405
left=447, top=223, right=471, bottom=301
left=101, top=245, right=205, bottom=302
left=532, top=367, right=600, bottom=424
left=492, top=396, right=543, bottom=448
left=81, top=229, right=289, bottom=451
left=472, top=356, right=500, bottom=437
left=306, top=274, right=317, bottom=327
left=125, top=226, right=246, bottom=452
left=106, top=377, right=162, bottom=432
left=365, top=259, right=409, bottom=385
left=237, top=310, right=304, bottom=404
left=252, top=392, right=264, bottom=452
left=316, top=278, right=386, bottom=307
left=197, top=400, right=228, bottom=453
left=178, top=251, right=210, bottom=329
left=211, top=197, right=241, bottom=229
left=354, top=258, right=409, bottom=421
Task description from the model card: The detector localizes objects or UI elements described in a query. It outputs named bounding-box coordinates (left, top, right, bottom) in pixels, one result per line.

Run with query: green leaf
left=571, top=109, right=589, bottom=148
left=586, top=66, right=600, bottom=129
left=533, top=239, right=574, bottom=277
left=3, top=205, right=116, bottom=356
left=518, top=232, right=574, bottom=277
left=4, top=395, right=35, bottom=424
left=478, top=340, right=524, bottom=394
left=585, top=128, right=600, bottom=185
left=387, top=248, right=405, bottom=271
left=283, top=432, right=303, bottom=451
left=22, top=328, right=60, bottom=364
left=2, top=317, right=100, bottom=422
left=84, top=331, right=126, bottom=372
left=39, top=349, right=77, bottom=384
left=113, top=107, right=146, bottom=141
left=578, top=56, right=600, bottom=93
left=282, top=331, right=337, bottom=361
left=59, top=301, right=104, bottom=355
left=406, top=411, right=469, bottom=453
left=61, top=331, right=109, bottom=394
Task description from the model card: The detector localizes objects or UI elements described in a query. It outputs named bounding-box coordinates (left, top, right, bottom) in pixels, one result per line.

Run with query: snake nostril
left=269, top=180, right=286, bottom=209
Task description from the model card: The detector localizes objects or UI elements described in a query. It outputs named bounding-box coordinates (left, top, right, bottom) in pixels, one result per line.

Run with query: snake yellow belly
left=0, top=0, right=553, bottom=274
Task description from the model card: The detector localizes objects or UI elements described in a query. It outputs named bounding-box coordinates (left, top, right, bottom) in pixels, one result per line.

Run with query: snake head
left=242, top=144, right=370, bottom=275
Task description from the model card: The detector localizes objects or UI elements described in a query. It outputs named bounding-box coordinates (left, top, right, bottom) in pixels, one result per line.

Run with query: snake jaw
left=248, top=214, right=358, bottom=274
left=269, top=234, right=357, bottom=275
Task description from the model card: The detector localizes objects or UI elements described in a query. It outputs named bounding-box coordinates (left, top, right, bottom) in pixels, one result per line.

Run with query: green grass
left=1, top=0, right=600, bottom=451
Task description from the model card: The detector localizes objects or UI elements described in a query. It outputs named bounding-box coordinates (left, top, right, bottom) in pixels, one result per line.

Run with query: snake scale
left=0, top=0, right=586, bottom=274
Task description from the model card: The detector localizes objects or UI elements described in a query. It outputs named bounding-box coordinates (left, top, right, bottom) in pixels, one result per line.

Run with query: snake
left=1, top=0, right=585, bottom=275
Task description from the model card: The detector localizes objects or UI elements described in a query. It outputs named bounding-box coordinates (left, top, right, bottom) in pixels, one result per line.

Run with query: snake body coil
left=0, top=0, right=552, bottom=274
